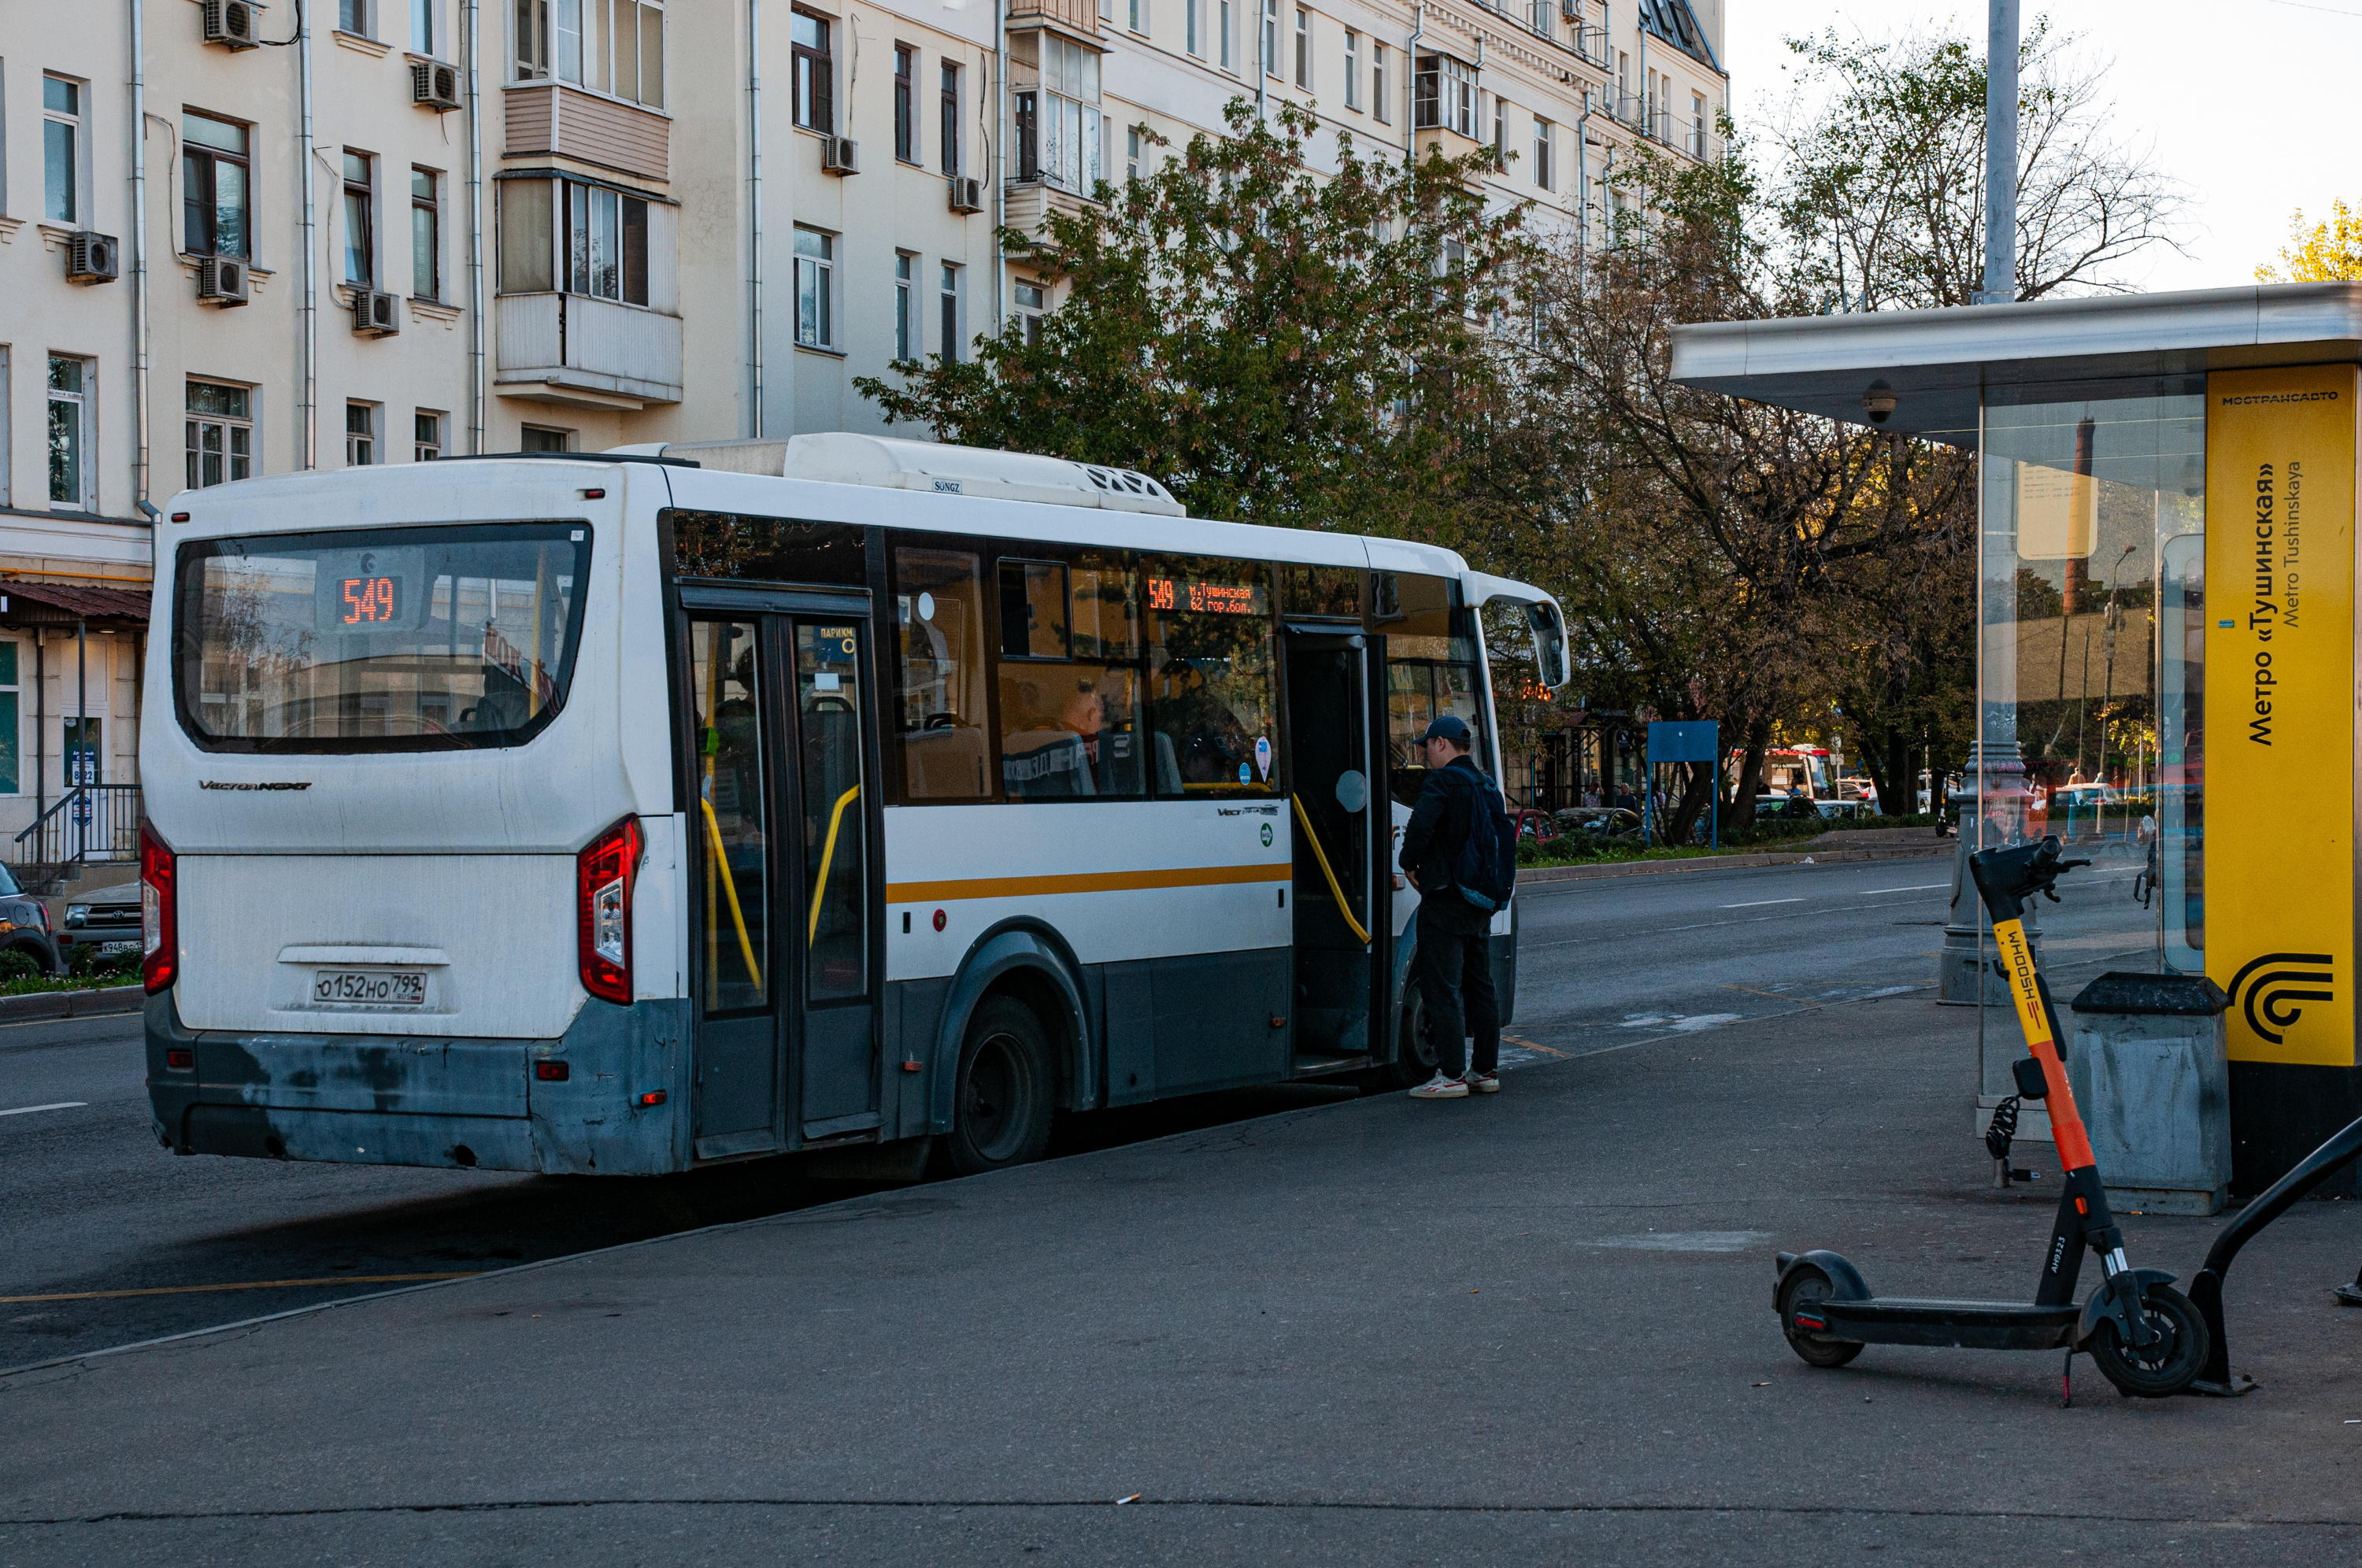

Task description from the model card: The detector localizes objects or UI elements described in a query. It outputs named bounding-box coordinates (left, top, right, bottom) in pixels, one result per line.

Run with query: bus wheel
left=947, top=997, right=1055, bottom=1175
left=1362, top=989, right=1438, bottom=1094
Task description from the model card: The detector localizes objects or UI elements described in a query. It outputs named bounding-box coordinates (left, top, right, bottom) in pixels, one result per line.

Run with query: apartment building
left=0, top=0, right=1721, bottom=864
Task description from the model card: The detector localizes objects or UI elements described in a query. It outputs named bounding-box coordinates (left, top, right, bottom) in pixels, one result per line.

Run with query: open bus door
left=678, top=589, right=885, bottom=1160
left=1280, top=624, right=1390, bottom=1070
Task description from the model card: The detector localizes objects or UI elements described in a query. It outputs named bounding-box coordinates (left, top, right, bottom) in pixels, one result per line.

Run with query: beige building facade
left=0, top=0, right=1723, bottom=867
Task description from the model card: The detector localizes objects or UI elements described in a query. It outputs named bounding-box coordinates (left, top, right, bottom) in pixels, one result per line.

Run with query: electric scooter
left=1772, top=836, right=2212, bottom=1398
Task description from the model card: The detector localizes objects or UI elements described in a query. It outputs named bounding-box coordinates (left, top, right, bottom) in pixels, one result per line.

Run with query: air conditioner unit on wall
left=66, top=232, right=120, bottom=285
left=202, top=0, right=262, bottom=49
left=412, top=61, right=462, bottom=111
left=353, top=290, right=402, bottom=338
left=197, top=255, right=250, bottom=306
left=948, top=176, right=985, bottom=214
left=821, top=136, right=859, bottom=176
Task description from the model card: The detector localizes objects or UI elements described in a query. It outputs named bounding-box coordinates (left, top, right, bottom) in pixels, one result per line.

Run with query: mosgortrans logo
left=2227, top=952, right=2336, bottom=1045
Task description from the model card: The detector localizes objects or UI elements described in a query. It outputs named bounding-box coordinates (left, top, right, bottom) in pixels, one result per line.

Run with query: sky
left=1719, top=0, right=2362, bottom=294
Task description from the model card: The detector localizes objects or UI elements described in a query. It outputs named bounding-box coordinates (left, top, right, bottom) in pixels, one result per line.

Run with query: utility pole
left=1978, top=0, right=2018, bottom=305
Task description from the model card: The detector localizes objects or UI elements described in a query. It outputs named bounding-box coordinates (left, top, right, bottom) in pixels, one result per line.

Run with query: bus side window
left=890, top=545, right=992, bottom=801
left=994, top=552, right=1147, bottom=801
left=1144, top=555, right=1280, bottom=797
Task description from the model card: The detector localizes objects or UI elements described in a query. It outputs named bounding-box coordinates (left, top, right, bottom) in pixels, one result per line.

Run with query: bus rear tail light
left=577, top=815, right=642, bottom=1004
left=141, top=824, right=177, bottom=993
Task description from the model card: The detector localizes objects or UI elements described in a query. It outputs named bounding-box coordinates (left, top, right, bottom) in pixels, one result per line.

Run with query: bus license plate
left=312, top=970, right=428, bottom=1008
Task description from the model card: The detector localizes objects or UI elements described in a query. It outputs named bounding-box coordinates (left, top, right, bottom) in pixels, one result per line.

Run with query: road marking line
left=1719, top=898, right=1804, bottom=908
left=1865, top=882, right=1951, bottom=893
left=1501, top=1034, right=1569, bottom=1057
left=0, top=1101, right=87, bottom=1118
left=0, top=1271, right=480, bottom=1304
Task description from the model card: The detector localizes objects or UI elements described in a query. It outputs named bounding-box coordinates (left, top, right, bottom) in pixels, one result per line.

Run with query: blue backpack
left=1453, top=771, right=1518, bottom=913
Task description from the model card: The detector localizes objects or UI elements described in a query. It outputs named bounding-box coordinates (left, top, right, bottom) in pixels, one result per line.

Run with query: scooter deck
left=1809, top=1297, right=2081, bottom=1352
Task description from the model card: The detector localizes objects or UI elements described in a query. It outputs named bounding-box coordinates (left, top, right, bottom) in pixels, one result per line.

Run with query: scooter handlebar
left=1969, top=834, right=2089, bottom=919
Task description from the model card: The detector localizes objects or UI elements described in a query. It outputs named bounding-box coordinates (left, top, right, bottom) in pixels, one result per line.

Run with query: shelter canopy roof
left=1668, top=282, right=2362, bottom=447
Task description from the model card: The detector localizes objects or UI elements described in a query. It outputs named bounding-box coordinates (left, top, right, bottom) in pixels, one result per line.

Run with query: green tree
left=857, top=101, right=1528, bottom=538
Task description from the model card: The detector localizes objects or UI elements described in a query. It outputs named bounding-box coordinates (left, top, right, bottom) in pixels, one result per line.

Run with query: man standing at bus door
left=1398, top=716, right=1503, bottom=1100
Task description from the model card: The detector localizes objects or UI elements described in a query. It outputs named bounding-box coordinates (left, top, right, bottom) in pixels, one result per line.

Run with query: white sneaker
left=1409, top=1072, right=1469, bottom=1100
left=1464, top=1071, right=1501, bottom=1095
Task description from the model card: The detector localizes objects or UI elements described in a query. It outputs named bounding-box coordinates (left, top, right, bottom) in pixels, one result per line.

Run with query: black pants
left=1415, top=924, right=1501, bottom=1080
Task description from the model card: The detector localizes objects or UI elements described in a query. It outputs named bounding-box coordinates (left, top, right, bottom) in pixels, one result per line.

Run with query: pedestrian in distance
left=1398, top=716, right=1517, bottom=1100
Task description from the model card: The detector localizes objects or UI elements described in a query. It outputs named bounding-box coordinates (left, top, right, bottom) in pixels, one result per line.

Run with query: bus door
left=682, top=590, right=883, bottom=1159
left=1281, top=625, right=1387, bottom=1063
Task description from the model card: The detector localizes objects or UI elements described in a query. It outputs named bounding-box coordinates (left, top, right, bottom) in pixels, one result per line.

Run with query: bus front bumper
left=144, top=993, right=693, bottom=1176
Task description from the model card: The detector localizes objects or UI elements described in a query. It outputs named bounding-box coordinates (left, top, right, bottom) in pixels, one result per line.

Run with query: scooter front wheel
left=2088, top=1282, right=2208, bottom=1398
left=1777, top=1263, right=1863, bottom=1369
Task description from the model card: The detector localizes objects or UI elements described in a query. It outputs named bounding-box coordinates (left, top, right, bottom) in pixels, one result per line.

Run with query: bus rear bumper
left=145, top=993, right=693, bottom=1176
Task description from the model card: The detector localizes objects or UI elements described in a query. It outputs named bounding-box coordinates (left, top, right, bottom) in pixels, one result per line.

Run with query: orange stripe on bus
left=885, top=864, right=1289, bottom=904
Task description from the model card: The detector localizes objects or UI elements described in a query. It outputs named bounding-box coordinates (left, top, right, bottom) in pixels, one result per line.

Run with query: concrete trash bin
left=2065, top=971, right=2231, bottom=1216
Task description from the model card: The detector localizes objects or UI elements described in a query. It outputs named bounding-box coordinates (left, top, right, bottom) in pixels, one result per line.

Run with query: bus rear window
left=174, top=523, right=592, bottom=753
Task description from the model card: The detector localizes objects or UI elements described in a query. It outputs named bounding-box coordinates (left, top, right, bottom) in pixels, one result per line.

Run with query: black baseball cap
left=1420, top=716, right=1472, bottom=745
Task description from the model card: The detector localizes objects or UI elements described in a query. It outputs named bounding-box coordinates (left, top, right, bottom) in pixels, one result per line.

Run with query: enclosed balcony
left=495, top=293, right=683, bottom=409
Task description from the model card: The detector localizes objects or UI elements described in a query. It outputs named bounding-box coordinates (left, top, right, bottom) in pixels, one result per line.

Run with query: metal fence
left=13, top=784, right=145, bottom=873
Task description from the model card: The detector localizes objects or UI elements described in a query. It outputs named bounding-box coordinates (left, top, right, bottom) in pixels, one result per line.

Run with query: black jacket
left=1399, top=756, right=1498, bottom=935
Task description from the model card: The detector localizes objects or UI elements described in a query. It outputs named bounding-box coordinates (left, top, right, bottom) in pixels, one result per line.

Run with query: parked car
left=0, top=864, right=62, bottom=975
left=1552, top=806, right=1643, bottom=840
left=1754, top=794, right=1825, bottom=823
left=58, top=883, right=141, bottom=974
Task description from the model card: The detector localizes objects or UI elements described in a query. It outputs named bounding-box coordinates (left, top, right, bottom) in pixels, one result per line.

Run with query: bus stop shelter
left=1671, top=281, right=2362, bottom=1195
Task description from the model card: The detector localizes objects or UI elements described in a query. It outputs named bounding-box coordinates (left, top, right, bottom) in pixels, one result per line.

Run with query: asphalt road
left=0, top=857, right=1964, bottom=1371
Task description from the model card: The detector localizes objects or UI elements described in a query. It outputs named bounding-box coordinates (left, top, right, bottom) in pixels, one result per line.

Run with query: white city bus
left=140, top=435, right=1568, bottom=1176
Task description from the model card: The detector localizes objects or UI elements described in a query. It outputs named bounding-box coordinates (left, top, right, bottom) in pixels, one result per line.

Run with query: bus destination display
left=341, top=575, right=401, bottom=625
left=1146, top=575, right=1266, bottom=616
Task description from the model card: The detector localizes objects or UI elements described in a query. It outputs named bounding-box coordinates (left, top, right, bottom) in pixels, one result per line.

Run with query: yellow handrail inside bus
left=808, top=785, right=863, bottom=943
left=698, top=796, right=764, bottom=993
left=1289, top=793, right=1371, bottom=947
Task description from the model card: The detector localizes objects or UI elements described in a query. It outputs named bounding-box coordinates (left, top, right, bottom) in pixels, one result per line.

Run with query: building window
left=1492, top=94, right=1508, bottom=170
left=0, top=642, right=20, bottom=796
left=43, top=76, right=82, bottom=226
left=894, top=46, right=916, bottom=163
left=520, top=424, right=571, bottom=453
left=1533, top=115, right=1553, bottom=190
left=1343, top=31, right=1360, bottom=110
left=792, top=12, right=833, bottom=132
left=514, top=0, right=666, bottom=107
left=47, top=355, right=93, bottom=510
left=346, top=403, right=378, bottom=467
left=415, top=410, right=445, bottom=461
left=1693, top=91, right=1708, bottom=157
left=342, top=151, right=376, bottom=286
left=1219, top=0, right=1234, bottom=71
left=1413, top=54, right=1475, bottom=137
left=1372, top=43, right=1389, bottom=124
left=185, top=382, right=253, bottom=490
left=181, top=114, right=251, bottom=259
left=894, top=253, right=916, bottom=361
left=1014, top=279, right=1045, bottom=346
left=413, top=0, right=440, bottom=55
left=941, top=62, right=961, bottom=175
left=341, top=0, right=373, bottom=36
left=1187, top=0, right=1202, bottom=58
left=939, top=262, right=962, bottom=364
left=498, top=178, right=554, bottom=291
left=794, top=227, right=833, bottom=349
left=1127, top=126, right=1142, bottom=183
left=1129, top=0, right=1148, bottom=34
left=1015, top=36, right=1102, bottom=196
left=1098, top=0, right=1114, bottom=20
left=1262, top=0, right=1279, bottom=80
left=1530, top=0, right=1550, bottom=39
left=567, top=181, right=649, bottom=302
left=1294, top=8, right=1309, bottom=89
left=412, top=168, right=442, bottom=298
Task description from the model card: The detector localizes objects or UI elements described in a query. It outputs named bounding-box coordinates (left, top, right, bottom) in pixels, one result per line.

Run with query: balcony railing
left=1006, top=0, right=1098, bottom=35
left=495, top=292, right=684, bottom=405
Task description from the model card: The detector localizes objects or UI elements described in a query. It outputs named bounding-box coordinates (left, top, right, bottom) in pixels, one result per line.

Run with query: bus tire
left=946, top=996, right=1056, bottom=1175
left=1362, top=988, right=1438, bottom=1094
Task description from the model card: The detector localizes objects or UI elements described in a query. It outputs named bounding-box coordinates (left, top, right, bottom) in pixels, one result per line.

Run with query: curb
left=1517, top=841, right=1958, bottom=886
left=0, top=985, right=144, bottom=1023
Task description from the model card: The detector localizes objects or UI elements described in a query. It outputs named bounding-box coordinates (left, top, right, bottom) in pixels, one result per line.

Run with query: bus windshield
left=174, top=522, right=592, bottom=752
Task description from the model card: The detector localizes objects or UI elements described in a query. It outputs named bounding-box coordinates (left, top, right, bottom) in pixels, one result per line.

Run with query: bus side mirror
left=1526, top=601, right=1571, bottom=690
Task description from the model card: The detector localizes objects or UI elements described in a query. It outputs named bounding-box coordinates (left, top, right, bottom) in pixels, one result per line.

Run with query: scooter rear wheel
left=1777, top=1263, right=1863, bottom=1369
left=2087, top=1282, right=2208, bottom=1398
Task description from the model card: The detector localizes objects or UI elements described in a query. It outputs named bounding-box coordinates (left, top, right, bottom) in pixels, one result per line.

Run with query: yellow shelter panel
left=2204, top=365, right=2356, bottom=1067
